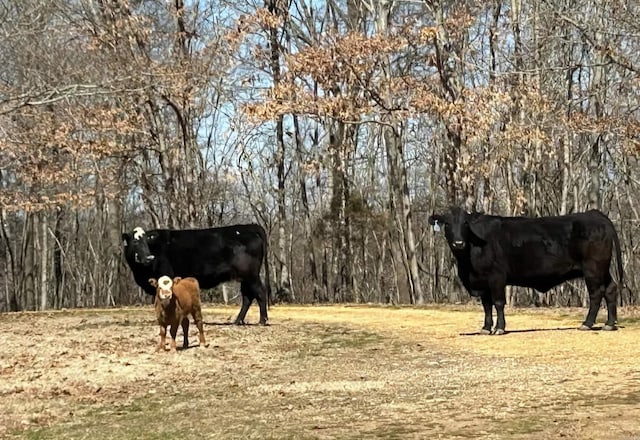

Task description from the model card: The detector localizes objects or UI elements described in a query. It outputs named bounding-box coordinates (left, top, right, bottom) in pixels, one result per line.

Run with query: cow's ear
left=173, top=277, right=182, bottom=284
left=429, top=214, right=448, bottom=225
left=469, top=217, right=500, bottom=242
left=146, top=231, right=159, bottom=243
left=122, top=233, right=131, bottom=246
left=148, top=278, right=158, bottom=287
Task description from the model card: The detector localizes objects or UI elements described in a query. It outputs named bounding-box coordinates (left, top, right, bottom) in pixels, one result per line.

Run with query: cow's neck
left=157, top=296, right=177, bottom=316
left=451, top=246, right=473, bottom=281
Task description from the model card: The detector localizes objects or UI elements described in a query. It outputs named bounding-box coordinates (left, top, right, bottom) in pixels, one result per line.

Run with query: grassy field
left=2, top=303, right=640, bottom=439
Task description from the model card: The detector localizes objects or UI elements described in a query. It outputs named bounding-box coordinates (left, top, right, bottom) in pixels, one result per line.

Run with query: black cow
left=429, top=207, right=623, bottom=334
left=122, top=223, right=271, bottom=325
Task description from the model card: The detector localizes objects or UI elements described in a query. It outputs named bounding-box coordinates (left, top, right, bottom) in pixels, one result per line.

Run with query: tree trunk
left=374, top=0, right=424, bottom=305
left=0, top=205, right=19, bottom=311
left=39, top=210, right=49, bottom=310
left=266, top=0, right=292, bottom=302
left=21, top=214, right=36, bottom=310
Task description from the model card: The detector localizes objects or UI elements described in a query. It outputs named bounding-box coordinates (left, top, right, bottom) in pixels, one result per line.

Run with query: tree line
left=1, top=0, right=638, bottom=311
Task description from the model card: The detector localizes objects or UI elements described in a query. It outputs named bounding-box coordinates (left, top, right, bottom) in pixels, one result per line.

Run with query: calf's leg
left=192, top=306, right=208, bottom=347
left=157, top=325, right=167, bottom=352
left=181, top=317, right=190, bottom=349
left=169, top=322, right=179, bottom=352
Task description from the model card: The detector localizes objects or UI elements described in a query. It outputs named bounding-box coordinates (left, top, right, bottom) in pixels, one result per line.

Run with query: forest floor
left=2, top=303, right=640, bottom=439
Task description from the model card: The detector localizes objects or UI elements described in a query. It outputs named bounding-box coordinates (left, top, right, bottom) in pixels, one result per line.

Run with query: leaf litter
left=1, top=304, right=640, bottom=439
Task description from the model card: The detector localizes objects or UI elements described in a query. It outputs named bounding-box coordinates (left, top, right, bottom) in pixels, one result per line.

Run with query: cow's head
left=429, top=207, right=472, bottom=250
left=122, top=227, right=156, bottom=266
left=430, top=207, right=499, bottom=250
left=149, top=276, right=173, bottom=306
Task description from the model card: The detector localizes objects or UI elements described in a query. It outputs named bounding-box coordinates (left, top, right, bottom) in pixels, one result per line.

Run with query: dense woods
left=1, top=0, right=638, bottom=312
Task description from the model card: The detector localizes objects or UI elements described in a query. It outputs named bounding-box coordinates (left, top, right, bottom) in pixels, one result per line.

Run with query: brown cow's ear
left=148, top=278, right=158, bottom=287
left=172, top=277, right=182, bottom=284
left=469, top=217, right=500, bottom=242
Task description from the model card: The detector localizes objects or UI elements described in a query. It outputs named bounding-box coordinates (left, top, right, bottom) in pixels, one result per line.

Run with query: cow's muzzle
left=135, top=253, right=156, bottom=265
left=452, top=240, right=466, bottom=250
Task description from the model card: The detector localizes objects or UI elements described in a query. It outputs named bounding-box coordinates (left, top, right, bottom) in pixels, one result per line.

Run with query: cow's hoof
left=259, top=321, right=270, bottom=326
left=233, top=320, right=245, bottom=326
left=603, top=324, right=618, bottom=331
left=480, top=329, right=492, bottom=335
left=578, top=324, right=593, bottom=331
left=493, top=328, right=506, bottom=335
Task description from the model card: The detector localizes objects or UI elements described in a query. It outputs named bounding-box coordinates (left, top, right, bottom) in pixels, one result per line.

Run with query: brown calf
left=149, top=276, right=208, bottom=352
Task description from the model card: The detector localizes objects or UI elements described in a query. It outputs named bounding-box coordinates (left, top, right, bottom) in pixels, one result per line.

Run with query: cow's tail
left=260, top=225, right=272, bottom=307
left=611, top=220, right=624, bottom=288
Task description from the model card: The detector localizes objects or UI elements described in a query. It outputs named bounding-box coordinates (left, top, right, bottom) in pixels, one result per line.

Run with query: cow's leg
left=493, top=299, right=507, bottom=335
left=580, top=276, right=605, bottom=330
left=603, top=274, right=618, bottom=331
left=490, top=280, right=507, bottom=335
left=181, top=317, right=190, bottom=349
left=253, top=278, right=269, bottom=325
left=169, top=322, right=179, bottom=352
left=235, top=279, right=269, bottom=325
left=234, top=281, right=253, bottom=325
left=193, top=307, right=208, bottom=347
left=157, top=325, right=167, bottom=352
left=479, top=292, right=493, bottom=335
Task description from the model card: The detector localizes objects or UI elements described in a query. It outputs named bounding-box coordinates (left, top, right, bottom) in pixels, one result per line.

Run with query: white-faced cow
left=151, top=276, right=208, bottom=352
left=429, top=207, right=623, bottom=335
left=122, top=224, right=271, bottom=325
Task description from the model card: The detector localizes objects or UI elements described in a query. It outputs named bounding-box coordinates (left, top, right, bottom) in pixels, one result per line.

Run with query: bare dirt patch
left=1, top=304, right=640, bottom=439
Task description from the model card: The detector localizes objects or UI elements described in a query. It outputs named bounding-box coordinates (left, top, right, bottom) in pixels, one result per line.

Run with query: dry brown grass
left=1, top=303, right=640, bottom=439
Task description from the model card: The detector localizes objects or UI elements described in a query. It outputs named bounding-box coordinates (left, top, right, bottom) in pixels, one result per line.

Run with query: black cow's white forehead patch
left=133, top=227, right=145, bottom=240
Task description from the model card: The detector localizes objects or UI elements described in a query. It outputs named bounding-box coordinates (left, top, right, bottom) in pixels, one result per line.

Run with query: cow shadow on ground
left=459, top=326, right=615, bottom=336
left=203, top=321, right=269, bottom=327
left=175, top=344, right=207, bottom=351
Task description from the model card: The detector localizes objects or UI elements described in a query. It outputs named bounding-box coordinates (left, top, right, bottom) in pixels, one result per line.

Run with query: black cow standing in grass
left=429, top=207, right=623, bottom=335
left=122, top=224, right=271, bottom=325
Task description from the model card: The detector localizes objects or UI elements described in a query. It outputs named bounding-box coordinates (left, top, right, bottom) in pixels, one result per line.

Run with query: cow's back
left=482, top=210, right=616, bottom=288
left=152, top=224, right=266, bottom=279
left=172, top=277, right=201, bottom=311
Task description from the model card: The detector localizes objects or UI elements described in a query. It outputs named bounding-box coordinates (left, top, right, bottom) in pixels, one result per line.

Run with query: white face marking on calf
left=133, top=227, right=145, bottom=240
left=157, top=275, right=173, bottom=300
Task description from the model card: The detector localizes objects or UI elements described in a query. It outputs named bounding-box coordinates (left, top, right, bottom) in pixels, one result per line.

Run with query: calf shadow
left=175, top=344, right=206, bottom=351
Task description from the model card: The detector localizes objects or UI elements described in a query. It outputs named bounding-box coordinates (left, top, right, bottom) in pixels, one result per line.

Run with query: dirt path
left=1, top=304, right=640, bottom=439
